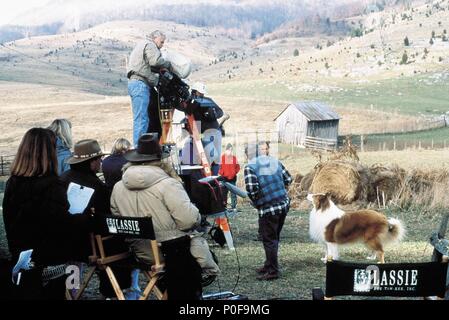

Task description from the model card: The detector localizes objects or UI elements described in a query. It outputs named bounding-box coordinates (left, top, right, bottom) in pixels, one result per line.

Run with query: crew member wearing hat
left=60, top=139, right=132, bottom=298
left=111, top=133, right=220, bottom=300
left=60, top=139, right=110, bottom=216
left=188, top=82, right=224, bottom=175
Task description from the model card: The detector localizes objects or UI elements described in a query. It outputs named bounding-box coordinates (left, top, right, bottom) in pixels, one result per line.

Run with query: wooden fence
left=304, top=136, right=337, bottom=151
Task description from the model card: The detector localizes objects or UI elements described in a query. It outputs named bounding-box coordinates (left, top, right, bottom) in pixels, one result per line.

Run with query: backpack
left=189, top=172, right=227, bottom=216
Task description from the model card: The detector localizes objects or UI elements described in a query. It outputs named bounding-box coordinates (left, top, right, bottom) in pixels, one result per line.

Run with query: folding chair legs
left=105, top=266, right=126, bottom=300
left=140, top=270, right=167, bottom=300
left=140, top=274, right=158, bottom=300
left=65, top=265, right=97, bottom=300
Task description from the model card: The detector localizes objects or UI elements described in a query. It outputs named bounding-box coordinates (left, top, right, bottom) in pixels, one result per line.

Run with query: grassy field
left=0, top=202, right=445, bottom=300
left=364, top=126, right=449, bottom=151
left=208, top=74, right=449, bottom=116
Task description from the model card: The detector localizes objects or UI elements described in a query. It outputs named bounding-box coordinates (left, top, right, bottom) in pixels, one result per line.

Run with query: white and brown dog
left=307, top=193, right=405, bottom=263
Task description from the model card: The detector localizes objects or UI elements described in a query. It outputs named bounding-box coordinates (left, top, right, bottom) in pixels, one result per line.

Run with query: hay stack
left=288, top=174, right=304, bottom=208
left=299, top=170, right=315, bottom=192
left=310, top=160, right=362, bottom=204
left=394, top=168, right=449, bottom=209
left=369, top=164, right=406, bottom=203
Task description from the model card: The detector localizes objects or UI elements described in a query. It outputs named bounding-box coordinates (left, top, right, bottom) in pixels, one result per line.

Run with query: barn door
left=285, top=120, right=296, bottom=145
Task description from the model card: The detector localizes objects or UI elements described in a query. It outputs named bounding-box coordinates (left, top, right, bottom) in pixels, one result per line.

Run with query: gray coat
left=126, top=40, right=171, bottom=87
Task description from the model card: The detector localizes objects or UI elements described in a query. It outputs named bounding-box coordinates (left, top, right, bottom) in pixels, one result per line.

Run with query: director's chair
left=66, top=216, right=166, bottom=300
left=312, top=257, right=448, bottom=300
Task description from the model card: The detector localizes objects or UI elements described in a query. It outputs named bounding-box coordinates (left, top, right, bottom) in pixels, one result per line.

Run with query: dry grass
left=289, top=146, right=449, bottom=211
left=0, top=83, right=132, bottom=155
left=310, top=160, right=362, bottom=204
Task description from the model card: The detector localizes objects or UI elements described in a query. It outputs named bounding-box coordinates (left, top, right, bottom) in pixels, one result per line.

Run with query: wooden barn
left=274, top=101, right=340, bottom=150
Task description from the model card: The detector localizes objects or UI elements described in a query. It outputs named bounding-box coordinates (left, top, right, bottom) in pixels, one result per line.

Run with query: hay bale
left=293, top=173, right=303, bottom=184
left=368, top=164, right=406, bottom=203
left=300, top=171, right=315, bottom=192
left=310, top=161, right=362, bottom=204
left=288, top=173, right=308, bottom=209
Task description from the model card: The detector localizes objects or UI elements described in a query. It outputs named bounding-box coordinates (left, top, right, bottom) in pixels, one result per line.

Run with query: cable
left=226, top=211, right=241, bottom=293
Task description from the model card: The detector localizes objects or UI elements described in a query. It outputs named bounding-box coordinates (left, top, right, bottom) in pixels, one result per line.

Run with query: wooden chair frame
left=66, top=216, right=167, bottom=300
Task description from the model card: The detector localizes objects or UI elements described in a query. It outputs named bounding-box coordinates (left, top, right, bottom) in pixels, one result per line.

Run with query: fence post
left=360, top=135, right=364, bottom=153
left=431, top=139, right=434, bottom=149
left=418, top=141, right=422, bottom=150
left=393, top=136, right=396, bottom=151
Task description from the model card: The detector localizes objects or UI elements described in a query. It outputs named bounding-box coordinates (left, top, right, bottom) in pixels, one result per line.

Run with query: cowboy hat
left=124, top=133, right=170, bottom=163
left=66, top=139, right=105, bottom=164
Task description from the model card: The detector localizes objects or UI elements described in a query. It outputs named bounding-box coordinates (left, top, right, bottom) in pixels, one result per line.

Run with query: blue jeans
left=226, top=178, right=237, bottom=209
left=202, top=129, right=222, bottom=174
left=128, top=80, right=150, bottom=147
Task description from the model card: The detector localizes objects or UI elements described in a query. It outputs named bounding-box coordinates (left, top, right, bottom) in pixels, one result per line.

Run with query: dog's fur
left=307, top=193, right=405, bottom=263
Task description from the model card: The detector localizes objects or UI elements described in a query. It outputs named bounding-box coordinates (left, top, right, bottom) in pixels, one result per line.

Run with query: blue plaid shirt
left=244, top=161, right=292, bottom=216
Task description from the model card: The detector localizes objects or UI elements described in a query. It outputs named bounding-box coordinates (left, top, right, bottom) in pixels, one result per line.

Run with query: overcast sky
left=0, top=0, right=50, bottom=25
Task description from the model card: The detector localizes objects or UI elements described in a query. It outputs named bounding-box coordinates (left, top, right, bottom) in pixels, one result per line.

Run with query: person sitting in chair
left=60, top=139, right=132, bottom=299
left=110, top=133, right=220, bottom=300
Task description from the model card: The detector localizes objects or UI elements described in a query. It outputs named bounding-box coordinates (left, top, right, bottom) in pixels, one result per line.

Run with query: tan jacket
left=110, top=164, right=200, bottom=242
left=126, top=40, right=171, bottom=87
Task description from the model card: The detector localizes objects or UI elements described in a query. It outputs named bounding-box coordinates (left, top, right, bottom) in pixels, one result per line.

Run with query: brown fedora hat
left=124, top=133, right=169, bottom=163
left=66, top=139, right=105, bottom=164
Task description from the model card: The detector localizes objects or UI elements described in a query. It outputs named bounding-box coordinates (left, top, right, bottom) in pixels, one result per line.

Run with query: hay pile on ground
left=290, top=159, right=449, bottom=210
left=392, top=168, right=449, bottom=209
left=310, top=161, right=362, bottom=204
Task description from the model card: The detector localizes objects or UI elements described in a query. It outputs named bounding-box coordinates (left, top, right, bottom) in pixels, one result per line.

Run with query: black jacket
left=2, top=175, right=92, bottom=265
left=101, top=154, right=128, bottom=189
left=192, top=97, right=224, bottom=133
left=60, top=168, right=112, bottom=216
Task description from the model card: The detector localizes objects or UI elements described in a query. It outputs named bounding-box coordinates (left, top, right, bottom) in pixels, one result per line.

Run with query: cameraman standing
left=127, top=30, right=172, bottom=147
left=190, top=82, right=224, bottom=175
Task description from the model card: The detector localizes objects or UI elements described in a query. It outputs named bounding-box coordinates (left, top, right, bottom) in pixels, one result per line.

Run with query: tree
left=351, top=28, right=363, bottom=37
left=431, top=30, right=435, bottom=38
left=429, top=37, right=434, bottom=45
left=401, top=51, right=408, bottom=65
left=293, top=49, right=299, bottom=56
left=404, top=36, right=410, bottom=46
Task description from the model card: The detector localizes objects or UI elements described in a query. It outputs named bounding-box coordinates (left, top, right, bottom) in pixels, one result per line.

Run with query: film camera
left=157, top=70, right=192, bottom=111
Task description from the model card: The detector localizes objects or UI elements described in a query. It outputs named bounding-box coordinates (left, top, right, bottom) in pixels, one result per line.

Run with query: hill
left=0, top=20, right=248, bottom=95
left=196, top=0, right=449, bottom=123
left=0, top=1, right=449, bottom=154
left=0, top=0, right=372, bottom=43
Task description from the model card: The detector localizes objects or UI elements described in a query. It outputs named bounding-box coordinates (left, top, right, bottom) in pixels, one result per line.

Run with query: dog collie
left=307, top=193, right=405, bottom=263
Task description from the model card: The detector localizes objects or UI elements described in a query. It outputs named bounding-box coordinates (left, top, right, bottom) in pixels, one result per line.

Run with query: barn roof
left=274, top=101, right=340, bottom=121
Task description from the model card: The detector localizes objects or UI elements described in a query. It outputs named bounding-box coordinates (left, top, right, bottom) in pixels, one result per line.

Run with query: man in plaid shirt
left=244, top=141, right=292, bottom=280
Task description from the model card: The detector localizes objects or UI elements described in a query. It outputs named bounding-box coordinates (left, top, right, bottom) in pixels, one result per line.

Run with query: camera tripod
left=158, top=102, right=235, bottom=250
